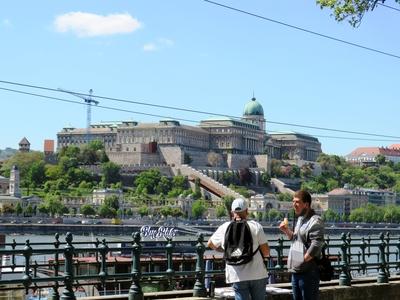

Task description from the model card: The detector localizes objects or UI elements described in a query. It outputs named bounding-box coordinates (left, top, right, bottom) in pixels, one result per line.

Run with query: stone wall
left=108, top=151, right=162, bottom=166
left=159, top=146, right=183, bottom=166
left=226, top=154, right=253, bottom=169
left=254, top=154, right=269, bottom=172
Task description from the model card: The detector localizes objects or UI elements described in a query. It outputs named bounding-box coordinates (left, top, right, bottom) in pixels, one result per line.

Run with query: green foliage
left=98, top=205, right=116, bottom=218
left=277, top=192, right=293, bottom=202
left=104, top=195, right=119, bottom=210
left=81, top=204, right=96, bottom=216
left=156, top=176, right=172, bottom=195
left=138, top=205, right=149, bottom=217
left=260, top=172, right=271, bottom=186
left=192, top=199, right=207, bottom=219
left=24, top=204, right=34, bottom=216
left=101, top=161, right=121, bottom=186
left=222, top=195, right=235, bottom=213
left=216, top=205, right=227, bottom=218
left=228, top=184, right=251, bottom=198
left=349, top=204, right=385, bottom=223
left=267, top=208, right=283, bottom=221
left=42, top=195, right=67, bottom=217
left=316, top=0, right=397, bottom=27
left=135, top=169, right=162, bottom=194
left=15, top=202, right=23, bottom=216
left=322, top=209, right=340, bottom=222
left=0, top=151, right=44, bottom=178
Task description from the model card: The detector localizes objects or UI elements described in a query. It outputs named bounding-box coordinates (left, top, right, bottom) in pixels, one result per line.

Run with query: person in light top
left=208, top=198, right=270, bottom=300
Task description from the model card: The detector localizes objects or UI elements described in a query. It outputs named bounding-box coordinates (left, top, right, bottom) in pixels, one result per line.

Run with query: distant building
left=327, top=188, right=368, bottom=216
left=9, top=165, right=21, bottom=198
left=92, top=188, right=123, bottom=206
left=57, top=97, right=322, bottom=168
left=0, top=165, right=23, bottom=214
left=19, top=137, right=30, bottom=152
left=345, top=146, right=400, bottom=165
left=44, top=139, right=57, bottom=164
left=265, top=132, right=322, bottom=162
left=0, top=176, right=9, bottom=194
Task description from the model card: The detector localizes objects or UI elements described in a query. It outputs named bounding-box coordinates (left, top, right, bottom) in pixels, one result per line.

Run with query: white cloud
left=143, top=38, right=174, bottom=52
left=54, top=12, right=142, bottom=37
left=143, top=43, right=157, bottom=52
left=158, top=38, right=174, bottom=47
left=2, top=19, right=11, bottom=27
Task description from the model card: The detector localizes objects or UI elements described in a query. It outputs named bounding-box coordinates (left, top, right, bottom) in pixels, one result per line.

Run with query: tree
left=104, top=195, right=119, bottom=211
left=216, top=205, right=227, bottom=218
left=207, top=151, right=223, bottom=167
left=192, top=200, right=207, bottom=219
left=15, top=202, right=23, bottom=216
left=135, top=169, right=162, bottom=194
left=239, top=168, right=252, bottom=186
left=24, top=204, right=34, bottom=216
left=316, top=0, right=393, bottom=27
left=27, top=161, right=46, bottom=189
left=277, top=192, right=293, bottom=202
left=42, top=195, right=67, bottom=217
left=138, top=205, right=149, bottom=217
left=98, top=205, right=116, bottom=218
left=81, top=204, right=96, bottom=217
left=375, top=154, right=386, bottom=165
left=156, top=176, right=171, bottom=195
left=101, top=162, right=121, bottom=186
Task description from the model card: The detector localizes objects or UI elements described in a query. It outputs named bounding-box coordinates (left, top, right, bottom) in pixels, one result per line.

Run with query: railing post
left=359, top=237, right=367, bottom=274
left=165, top=238, right=175, bottom=290
left=275, top=237, right=284, bottom=271
left=99, top=239, right=109, bottom=293
left=128, top=232, right=143, bottom=300
left=61, top=232, right=76, bottom=300
left=50, top=233, right=60, bottom=300
left=377, top=232, right=388, bottom=283
left=339, top=233, right=351, bottom=286
left=193, top=233, right=207, bottom=297
left=22, top=240, right=32, bottom=294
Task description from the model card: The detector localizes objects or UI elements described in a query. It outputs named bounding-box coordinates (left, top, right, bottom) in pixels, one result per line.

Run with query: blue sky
left=1, top=0, right=399, bottom=156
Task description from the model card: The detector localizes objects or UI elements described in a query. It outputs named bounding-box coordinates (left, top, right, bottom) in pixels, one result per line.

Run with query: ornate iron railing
left=1, top=231, right=400, bottom=300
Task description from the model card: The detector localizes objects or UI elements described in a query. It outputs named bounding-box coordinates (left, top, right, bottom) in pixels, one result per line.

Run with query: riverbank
left=1, top=223, right=400, bottom=236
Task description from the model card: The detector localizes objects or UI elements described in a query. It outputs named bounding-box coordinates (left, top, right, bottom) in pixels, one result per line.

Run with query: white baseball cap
left=231, top=198, right=248, bottom=212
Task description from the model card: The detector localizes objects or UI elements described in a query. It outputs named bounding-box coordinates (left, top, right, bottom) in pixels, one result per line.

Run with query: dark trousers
left=291, top=269, right=319, bottom=300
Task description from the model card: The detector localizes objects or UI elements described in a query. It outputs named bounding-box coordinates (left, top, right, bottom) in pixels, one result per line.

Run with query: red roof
left=44, top=140, right=54, bottom=152
left=389, top=144, right=400, bottom=150
left=348, top=146, right=400, bottom=157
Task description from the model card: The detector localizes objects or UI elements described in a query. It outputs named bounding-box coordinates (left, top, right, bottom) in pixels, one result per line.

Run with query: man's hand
left=279, top=220, right=293, bottom=240
left=304, top=252, right=313, bottom=262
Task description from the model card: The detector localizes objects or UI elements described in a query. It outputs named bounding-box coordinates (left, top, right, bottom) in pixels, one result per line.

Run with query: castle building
left=57, top=97, right=322, bottom=168
left=19, top=137, right=30, bottom=152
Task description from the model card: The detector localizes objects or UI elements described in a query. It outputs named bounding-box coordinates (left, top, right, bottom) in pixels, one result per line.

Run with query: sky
left=0, top=0, right=399, bottom=156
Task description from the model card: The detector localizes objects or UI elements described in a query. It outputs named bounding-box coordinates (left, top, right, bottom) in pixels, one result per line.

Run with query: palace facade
left=57, top=97, right=322, bottom=168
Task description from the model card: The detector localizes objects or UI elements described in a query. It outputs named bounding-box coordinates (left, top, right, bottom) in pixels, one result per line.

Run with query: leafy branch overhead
left=316, top=0, right=400, bottom=26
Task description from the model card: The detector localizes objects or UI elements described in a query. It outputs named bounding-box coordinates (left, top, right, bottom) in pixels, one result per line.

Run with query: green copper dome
left=243, top=97, right=264, bottom=116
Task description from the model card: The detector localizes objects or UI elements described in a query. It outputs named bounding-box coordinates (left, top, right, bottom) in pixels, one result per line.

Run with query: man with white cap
left=208, top=198, right=270, bottom=300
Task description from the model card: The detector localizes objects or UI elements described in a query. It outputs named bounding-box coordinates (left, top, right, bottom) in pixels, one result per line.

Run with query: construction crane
left=58, top=88, right=99, bottom=144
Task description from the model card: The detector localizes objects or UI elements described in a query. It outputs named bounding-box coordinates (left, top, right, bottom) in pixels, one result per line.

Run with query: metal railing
left=1, top=231, right=400, bottom=300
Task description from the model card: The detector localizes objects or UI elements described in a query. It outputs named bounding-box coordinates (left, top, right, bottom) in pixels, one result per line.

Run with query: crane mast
left=58, top=88, right=99, bottom=144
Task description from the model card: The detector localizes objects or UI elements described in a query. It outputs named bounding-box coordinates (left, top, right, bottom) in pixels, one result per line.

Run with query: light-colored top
left=209, top=220, right=269, bottom=283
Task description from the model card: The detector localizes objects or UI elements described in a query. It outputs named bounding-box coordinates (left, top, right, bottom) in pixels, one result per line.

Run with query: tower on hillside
left=242, top=97, right=266, bottom=132
left=9, top=165, right=21, bottom=198
left=19, top=137, right=30, bottom=152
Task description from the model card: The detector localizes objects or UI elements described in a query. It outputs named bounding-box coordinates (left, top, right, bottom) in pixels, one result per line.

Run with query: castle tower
left=19, top=137, right=30, bottom=152
left=242, top=97, right=266, bottom=132
left=9, top=165, right=21, bottom=198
